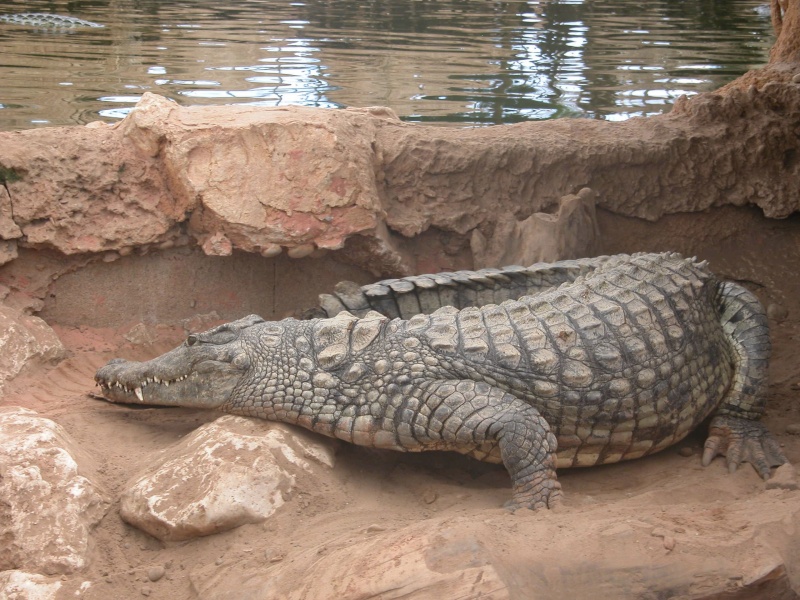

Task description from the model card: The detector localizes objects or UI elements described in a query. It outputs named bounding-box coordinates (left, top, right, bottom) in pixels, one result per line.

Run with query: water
left=0, top=0, right=774, bottom=131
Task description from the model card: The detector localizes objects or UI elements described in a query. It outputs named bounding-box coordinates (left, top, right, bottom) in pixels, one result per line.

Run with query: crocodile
left=0, top=13, right=104, bottom=28
left=95, top=252, right=786, bottom=510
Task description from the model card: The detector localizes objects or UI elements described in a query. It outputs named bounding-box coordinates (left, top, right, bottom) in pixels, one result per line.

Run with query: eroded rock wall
left=0, top=68, right=798, bottom=283
left=0, top=69, right=797, bottom=323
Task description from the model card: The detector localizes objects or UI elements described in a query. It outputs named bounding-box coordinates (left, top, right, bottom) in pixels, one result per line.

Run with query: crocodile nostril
left=187, top=334, right=199, bottom=346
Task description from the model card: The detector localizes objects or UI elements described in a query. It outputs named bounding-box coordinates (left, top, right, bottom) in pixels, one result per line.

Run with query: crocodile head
left=94, top=315, right=265, bottom=409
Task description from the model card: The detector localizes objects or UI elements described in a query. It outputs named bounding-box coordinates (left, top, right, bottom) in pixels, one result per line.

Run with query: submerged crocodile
left=0, top=13, right=104, bottom=28
left=95, top=252, right=786, bottom=510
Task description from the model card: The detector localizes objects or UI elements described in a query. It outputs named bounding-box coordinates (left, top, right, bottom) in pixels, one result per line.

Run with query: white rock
left=0, top=407, right=108, bottom=575
left=120, top=415, right=336, bottom=541
left=0, top=571, right=62, bottom=600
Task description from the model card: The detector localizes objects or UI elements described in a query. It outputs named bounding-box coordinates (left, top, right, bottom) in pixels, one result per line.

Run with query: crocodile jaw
left=95, top=345, right=247, bottom=409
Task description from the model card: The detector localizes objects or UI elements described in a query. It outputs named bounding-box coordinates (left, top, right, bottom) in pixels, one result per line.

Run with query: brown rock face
left=126, top=94, right=388, bottom=254
left=0, top=115, right=174, bottom=254
left=0, top=69, right=798, bottom=281
left=0, top=94, right=393, bottom=262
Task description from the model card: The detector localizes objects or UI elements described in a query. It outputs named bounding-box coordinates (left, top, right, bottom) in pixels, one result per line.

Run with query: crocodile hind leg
left=420, top=379, right=561, bottom=510
left=702, top=281, right=787, bottom=478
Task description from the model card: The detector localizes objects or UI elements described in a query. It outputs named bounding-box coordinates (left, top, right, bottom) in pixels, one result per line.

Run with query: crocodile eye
left=186, top=334, right=199, bottom=346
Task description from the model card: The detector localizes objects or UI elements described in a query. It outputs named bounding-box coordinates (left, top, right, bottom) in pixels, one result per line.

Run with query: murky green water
left=0, top=0, right=774, bottom=130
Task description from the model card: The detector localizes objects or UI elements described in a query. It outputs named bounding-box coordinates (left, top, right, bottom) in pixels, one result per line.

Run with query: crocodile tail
left=715, top=281, right=771, bottom=420
left=312, top=256, right=625, bottom=320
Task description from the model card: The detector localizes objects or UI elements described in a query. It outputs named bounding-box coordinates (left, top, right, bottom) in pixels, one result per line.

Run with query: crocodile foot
left=702, top=415, right=787, bottom=480
left=504, top=469, right=563, bottom=512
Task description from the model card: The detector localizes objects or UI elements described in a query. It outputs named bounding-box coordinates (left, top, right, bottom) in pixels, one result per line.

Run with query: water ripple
left=0, top=0, right=774, bottom=130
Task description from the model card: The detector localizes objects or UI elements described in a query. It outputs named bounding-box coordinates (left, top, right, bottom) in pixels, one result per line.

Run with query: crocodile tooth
left=135, top=387, right=144, bottom=401
left=164, top=381, right=169, bottom=387
left=154, top=377, right=161, bottom=384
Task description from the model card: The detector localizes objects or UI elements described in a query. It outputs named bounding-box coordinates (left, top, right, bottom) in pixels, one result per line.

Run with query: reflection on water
left=0, top=0, right=774, bottom=130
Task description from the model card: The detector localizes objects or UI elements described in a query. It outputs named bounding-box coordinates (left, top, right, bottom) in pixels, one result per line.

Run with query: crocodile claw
left=702, top=415, right=787, bottom=480
left=504, top=473, right=563, bottom=512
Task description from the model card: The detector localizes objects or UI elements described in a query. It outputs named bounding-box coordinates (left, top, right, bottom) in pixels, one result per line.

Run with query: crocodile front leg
left=418, top=379, right=562, bottom=510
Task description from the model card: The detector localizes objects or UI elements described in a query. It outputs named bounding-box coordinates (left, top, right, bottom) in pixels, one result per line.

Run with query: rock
left=0, top=571, right=62, bottom=600
left=471, top=188, right=600, bottom=269
left=260, top=244, right=282, bottom=258
left=200, top=232, right=233, bottom=257
left=0, top=83, right=796, bottom=280
left=0, top=117, right=174, bottom=255
left=286, top=244, right=316, bottom=259
left=119, top=415, right=337, bottom=541
left=767, top=302, right=789, bottom=322
left=0, top=304, right=65, bottom=395
left=765, top=463, right=799, bottom=491
left=422, top=489, right=438, bottom=505
left=146, top=566, right=166, bottom=582
left=0, top=239, right=17, bottom=266
left=0, top=93, right=388, bottom=261
left=132, top=93, right=385, bottom=254
left=0, top=407, right=108, bottom=575
left=0, top=184, right=22, bottom=240
left=785, top=423, right=800, bottom=435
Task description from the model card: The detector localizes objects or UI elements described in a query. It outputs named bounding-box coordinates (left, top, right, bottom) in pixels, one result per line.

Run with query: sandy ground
left=4, top=192, right=800, bottom=600
left=2, top=298, right=799, bottom=599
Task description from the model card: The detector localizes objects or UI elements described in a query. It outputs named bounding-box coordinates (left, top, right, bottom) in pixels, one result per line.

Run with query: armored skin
left=95, top=253, right=786, bottom=510
left=304, top=256, right=613, bottom=320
